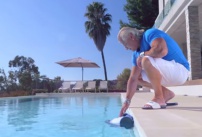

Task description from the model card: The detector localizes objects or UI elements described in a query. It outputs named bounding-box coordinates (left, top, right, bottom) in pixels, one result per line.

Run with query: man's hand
left=119, top=103, right=130, bottom=116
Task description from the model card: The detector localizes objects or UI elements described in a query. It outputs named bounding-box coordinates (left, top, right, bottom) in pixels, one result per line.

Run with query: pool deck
left=122, top=84, right=202, bottom=137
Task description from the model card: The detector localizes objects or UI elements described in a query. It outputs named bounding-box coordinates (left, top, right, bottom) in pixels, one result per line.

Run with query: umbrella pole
left=82, top=67, right=83, bottom=81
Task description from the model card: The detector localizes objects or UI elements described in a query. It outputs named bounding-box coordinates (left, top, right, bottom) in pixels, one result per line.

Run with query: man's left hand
left=119, top=103, right=130, bottom=117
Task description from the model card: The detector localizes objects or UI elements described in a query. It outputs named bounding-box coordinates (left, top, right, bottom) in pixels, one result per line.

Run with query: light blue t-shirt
left=132, top=28, right=190, bottom=70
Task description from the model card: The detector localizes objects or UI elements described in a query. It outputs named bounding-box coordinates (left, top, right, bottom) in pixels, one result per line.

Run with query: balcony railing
left=154, top=0, right=176, bottom=28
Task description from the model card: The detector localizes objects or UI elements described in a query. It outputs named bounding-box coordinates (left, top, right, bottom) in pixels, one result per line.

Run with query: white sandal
left=142, top=101, right=166, bottom=109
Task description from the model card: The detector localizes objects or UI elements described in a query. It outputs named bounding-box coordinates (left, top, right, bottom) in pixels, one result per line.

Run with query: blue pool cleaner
left=105, top=113, right=134, bottom=129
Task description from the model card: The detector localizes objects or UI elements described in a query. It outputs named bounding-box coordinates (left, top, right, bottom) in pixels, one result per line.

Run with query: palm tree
left=84, top=2, right=112, bottom=81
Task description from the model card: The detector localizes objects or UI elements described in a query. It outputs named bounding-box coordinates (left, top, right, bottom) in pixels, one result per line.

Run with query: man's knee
left=141, top=56, right=153, bottom=70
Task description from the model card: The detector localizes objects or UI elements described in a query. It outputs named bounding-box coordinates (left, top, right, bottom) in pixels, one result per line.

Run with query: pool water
left=0, top=94, right=139, bottom=137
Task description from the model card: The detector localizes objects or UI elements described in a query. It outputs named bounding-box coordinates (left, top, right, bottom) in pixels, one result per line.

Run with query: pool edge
left=121, top=93, right=147, bottom=137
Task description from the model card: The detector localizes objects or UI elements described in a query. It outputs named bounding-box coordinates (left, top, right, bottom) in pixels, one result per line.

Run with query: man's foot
left=162, top=87, right=175, bottom=103
left=143, top=97, right=166, bottom=109
left=142, top=101, right=166, bottom=109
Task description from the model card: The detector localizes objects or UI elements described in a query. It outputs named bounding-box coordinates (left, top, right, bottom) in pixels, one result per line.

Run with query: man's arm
left=144, top=38, right=168, bottom=58
left=119, top=66, right=141, bottom=116
left=125, top=66, right=141, bottom=100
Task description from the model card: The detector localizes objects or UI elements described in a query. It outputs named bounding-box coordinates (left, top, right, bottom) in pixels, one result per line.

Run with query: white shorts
left=141, top=56, right=189, bottom=86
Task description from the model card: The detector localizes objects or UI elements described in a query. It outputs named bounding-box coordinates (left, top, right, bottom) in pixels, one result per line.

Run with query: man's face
left=123, top=33, right=138, bottom=51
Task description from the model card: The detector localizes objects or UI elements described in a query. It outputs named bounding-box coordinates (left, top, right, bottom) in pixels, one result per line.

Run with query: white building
left=154, top=0, right=202, bottom=80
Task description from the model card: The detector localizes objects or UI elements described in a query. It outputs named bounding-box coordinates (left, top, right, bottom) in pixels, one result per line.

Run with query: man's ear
left=129, top=32, right=135, bottom=40
left=129, top=32, right=133, bottom=39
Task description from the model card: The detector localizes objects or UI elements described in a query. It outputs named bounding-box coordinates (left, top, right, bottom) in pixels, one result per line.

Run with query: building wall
left=199, top=5, right=202, bottom=45
left=157, top=0, right=202, bottom=80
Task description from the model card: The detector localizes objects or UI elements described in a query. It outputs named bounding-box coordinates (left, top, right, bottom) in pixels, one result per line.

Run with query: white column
left=185, top=6, right=202, bottom=80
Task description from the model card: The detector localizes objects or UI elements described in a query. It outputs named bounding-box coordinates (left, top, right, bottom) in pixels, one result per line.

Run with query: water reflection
left=0, top=100, right=6, bottom=116
left=7, top=98, right=40, bottom=131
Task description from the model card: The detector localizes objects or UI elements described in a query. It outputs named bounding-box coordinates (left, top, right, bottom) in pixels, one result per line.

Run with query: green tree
left=120, top=0, right=158, bottom=30
left=9, top=56, right=39, bottom=90
left=18, top=71, right=32, bottom=90
left=0, top=69, right=19, bottom=92
left=54, top=76, right=61, bottom=82
left=36, top=75, right=47, bottom=89
left=0, top=69, right=8, bottom=92
left=53, top=76, right=62, bottom=90
left=117, top=68, right=131, bottom=90
left=84, top=2, right=112, bottom=80
left=32, top=73, right=40, bottom=89
left=7, top=70, right=18, bottom=91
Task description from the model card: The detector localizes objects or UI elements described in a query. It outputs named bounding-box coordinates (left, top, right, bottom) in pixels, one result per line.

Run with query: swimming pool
left=0, top=93, right=140, bottom=137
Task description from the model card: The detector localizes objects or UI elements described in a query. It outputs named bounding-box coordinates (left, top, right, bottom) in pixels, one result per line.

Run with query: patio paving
left=122, top=91, right=202, bottom=137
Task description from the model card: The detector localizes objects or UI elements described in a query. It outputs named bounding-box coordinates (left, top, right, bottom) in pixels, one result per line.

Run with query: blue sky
left=0, top=0, right=133, bottom=81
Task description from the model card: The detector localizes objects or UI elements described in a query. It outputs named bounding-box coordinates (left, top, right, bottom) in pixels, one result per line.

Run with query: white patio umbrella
left=56, top=57, right=100, bottom=81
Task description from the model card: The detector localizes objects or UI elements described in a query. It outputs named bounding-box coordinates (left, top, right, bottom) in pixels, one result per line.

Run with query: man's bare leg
left=162, top=86, right=175, bottom=102
left=141, top=57, right=165, bottom=106
left=137, top=78, right=175, bottom=103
